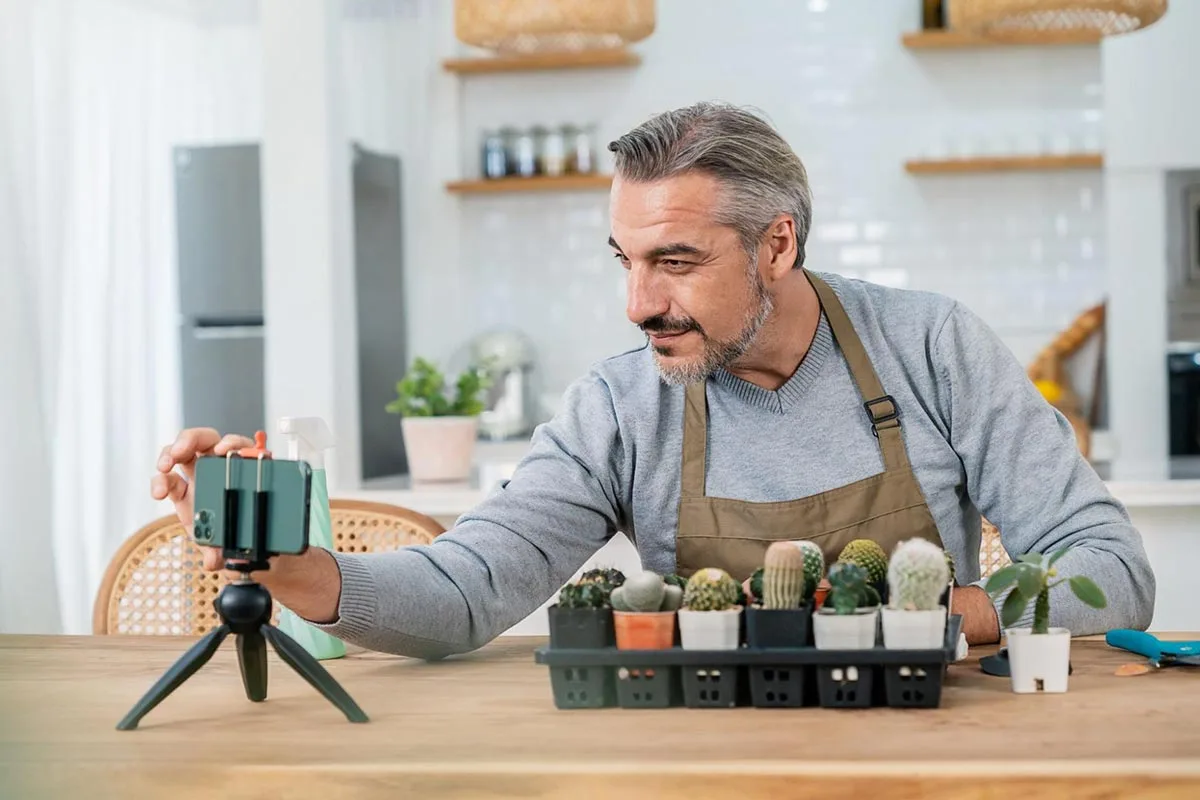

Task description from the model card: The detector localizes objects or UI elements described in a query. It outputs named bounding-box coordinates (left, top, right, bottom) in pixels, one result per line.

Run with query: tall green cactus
left=887, top=538, right=951, bottom=611
left=763, top=541, right=805, bottom=609
left=683, top=568, right=740, bottom=611
left=791, top=540, right=825, bottom=601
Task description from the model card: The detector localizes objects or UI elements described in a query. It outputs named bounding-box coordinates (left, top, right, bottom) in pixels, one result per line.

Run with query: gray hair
left=607, top=102, right=813, bottom=269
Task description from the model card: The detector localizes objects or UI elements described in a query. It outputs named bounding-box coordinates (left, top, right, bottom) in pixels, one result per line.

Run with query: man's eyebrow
left=607, top=236, right=706, bottom=260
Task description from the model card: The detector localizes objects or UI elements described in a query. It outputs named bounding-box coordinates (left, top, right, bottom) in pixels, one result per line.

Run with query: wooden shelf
left=902, top=28, right=1102, bottom=49
left=443, top=48, right=640, bottom=74
left=446, top=174, right=613, bottom=194
left=904, top=153, right=1104, bottom=174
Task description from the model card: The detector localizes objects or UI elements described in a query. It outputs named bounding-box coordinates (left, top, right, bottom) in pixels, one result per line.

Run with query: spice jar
left=481, top=129, right=508, bottom=179
left=568, top=123, right=597, bottom=174
left=541, top=125, right=567, bottom=177
left=512, top=127, right=538, bottom=177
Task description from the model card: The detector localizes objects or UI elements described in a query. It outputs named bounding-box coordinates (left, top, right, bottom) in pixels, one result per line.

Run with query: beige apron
left=674, top=271, right=943, bottom=580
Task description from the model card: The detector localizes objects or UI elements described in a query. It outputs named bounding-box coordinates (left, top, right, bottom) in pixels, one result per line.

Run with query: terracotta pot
left=613, top=610, right=675, bottom=650
left=401, top=416, right=478, bottom=482
left=813, top=578, right=831, bottom=610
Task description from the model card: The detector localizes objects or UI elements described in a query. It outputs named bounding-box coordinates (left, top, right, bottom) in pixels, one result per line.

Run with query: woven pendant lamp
left=454, top=0, right=655, bottom=54
left=946, top=0, right=1167, bottom=38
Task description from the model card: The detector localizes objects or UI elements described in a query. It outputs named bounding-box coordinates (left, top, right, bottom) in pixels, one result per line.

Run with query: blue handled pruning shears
left=1106, top=629, right=1200, bottom=667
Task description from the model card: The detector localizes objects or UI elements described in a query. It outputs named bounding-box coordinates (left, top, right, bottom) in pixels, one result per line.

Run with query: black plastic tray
left=535, top=614, right=962, bottom=710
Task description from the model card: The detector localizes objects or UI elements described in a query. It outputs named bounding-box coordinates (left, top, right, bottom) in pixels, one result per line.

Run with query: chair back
left=93, top=499, right=446, bottom=635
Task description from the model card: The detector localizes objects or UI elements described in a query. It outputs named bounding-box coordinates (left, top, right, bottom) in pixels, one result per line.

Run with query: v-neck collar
left=710, top=310, right=834, bottom=414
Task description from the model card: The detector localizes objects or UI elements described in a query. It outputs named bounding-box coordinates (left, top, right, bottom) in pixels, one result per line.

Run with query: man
left=152, top=102, right=1155, bottom=660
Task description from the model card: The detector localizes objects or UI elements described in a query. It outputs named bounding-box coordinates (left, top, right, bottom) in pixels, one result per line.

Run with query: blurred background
left=2, top=0, right=1197, bottom=636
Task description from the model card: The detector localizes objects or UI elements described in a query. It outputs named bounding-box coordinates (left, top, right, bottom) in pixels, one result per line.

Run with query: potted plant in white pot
left=678, top=568, right=743, bottom=650
left=984, top=548, right=1107, bottom=694
left=813, top=562, right=880, bottom=650
left=881, top=538, right=951, bottom=650
left=385, top=357, right=491, bottom=483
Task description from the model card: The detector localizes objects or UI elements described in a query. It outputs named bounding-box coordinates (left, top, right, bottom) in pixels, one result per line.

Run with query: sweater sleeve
left=307, top=372, right=627, bottom=659
left=933, top=301, right=1155, bottom=636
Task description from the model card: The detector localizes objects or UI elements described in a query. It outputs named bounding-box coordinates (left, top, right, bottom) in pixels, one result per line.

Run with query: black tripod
left=117, top=451, right=368, bottom=730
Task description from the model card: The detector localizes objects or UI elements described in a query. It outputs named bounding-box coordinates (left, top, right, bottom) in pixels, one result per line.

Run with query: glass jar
left=512, top=127, right=538, bottom=177
left=568, top=123, right=596, bottom=174
left=540, top=125, right=567, bottom=177
left=481, top=129, right=507, bottom=180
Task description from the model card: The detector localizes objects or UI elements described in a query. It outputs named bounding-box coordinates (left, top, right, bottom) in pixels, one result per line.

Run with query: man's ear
left=762, top=214, right=798, bottom=280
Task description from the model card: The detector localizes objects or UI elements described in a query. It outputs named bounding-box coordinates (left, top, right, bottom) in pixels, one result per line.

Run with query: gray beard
left=651, top=274, right=774, bottom=387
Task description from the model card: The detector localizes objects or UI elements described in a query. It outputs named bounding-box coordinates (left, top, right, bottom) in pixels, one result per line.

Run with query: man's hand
left=151, top=427, right=343, bottom=624
left=950, top=584, right=1001, bottom=645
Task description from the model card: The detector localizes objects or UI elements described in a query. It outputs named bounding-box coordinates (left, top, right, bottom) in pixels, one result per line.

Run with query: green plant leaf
left=1069, top=576, right=1107, bottom=608
left=1016, top=563, right=1042, bottom=600
left=1047, top=547, right=1069, bottom=567
left=1017, top=553, right=1044, bottom=566
left=984, top=564, right=1019, bottom=596
left=1000, top=588, right=1029, bottom=628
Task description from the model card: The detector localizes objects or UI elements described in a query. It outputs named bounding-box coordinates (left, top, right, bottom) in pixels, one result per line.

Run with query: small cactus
left=790, top=540, right=825, bottom=601
left=887, top=538, right=951, bottom=611
left=557, top=580, right=612, bottom=609
left=579, top=567, right=626, bottom=590
left=763, top=541, right=805, bottom=609
left=837, top=539, right=888, bottom=592
left=749, top=567, right=765, bottom=604
left=610, top=571, right=683, bottom=612
left=944, top=550, right=956, bottom=584
left=683, top=568, right=741, bottom=611
left=825, top=562, right=881, bottom=615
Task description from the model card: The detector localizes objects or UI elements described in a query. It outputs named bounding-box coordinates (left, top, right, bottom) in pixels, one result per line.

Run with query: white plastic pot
left=401, top=416, right=478, bottom=483
left=1006, top=627, right=1071, bottom=693
left=677, top=608, right=742, bottom=650
left=881, top=607, right=947, bottom=650
left=812, top=607, right=879, bottom=650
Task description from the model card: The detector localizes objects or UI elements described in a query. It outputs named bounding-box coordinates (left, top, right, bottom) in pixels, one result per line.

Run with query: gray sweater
left=317, top=272, right=1155, bottom=658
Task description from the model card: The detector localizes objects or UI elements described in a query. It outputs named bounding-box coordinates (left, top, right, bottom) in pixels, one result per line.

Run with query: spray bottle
left=277, top=416, right=346, bottom=660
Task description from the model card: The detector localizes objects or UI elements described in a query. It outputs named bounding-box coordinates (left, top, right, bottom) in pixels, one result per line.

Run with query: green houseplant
left=611, top=571, right=683, bottom=650
left=385, top=357, right=491, bottom=483
left=746, top=541, right=823, bottom=648
left=813, top=562, right=881, bottom=650
left=985, top=548, right=1106, bottom=693
left=547, top=568, right=625, bottom=650
left=678, top=568, right=743, bottom=650
left=881, top=538, right=951, bottom=650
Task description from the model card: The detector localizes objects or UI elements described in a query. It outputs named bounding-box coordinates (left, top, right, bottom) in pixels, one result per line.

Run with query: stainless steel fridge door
left=180, top=323, right=266, bottom=439
left=174, top=143, right=264, bottom=319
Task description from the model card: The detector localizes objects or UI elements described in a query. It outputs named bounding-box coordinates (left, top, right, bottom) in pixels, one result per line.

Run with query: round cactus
left=621, top=572, right=667, bottom=612
left=789, top=540, right=825, bottom=600
left=763, top=541, right=805, bottom=609
left=683, top=568, right=741, bottom=611
left=661, top=583, right=684, bottom=611
left=837, top=539, right=888, bottom=591
left=887, top=538, right=951, bottom=611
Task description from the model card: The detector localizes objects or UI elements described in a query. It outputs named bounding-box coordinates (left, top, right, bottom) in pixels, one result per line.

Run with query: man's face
left=609, top=171, right=773, bottom=385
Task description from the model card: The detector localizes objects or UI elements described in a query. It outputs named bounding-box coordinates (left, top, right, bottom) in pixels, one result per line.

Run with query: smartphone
left=191, top=455, right=312, bottom=556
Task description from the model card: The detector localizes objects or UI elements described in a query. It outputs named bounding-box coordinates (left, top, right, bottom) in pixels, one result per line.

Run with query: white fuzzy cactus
left=887, top=538, right=950, bottom=611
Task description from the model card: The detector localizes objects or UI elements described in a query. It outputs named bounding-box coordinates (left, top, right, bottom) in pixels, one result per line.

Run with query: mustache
left=640, top=315, right=702, bottom=336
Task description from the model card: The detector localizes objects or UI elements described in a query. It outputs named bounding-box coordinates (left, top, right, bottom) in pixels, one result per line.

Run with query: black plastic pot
left=548, top=605, right=614, bottom=649
left=548, top=665, right=615, bottom=709
left=616, top=665, right=681, bottom=709
left=883, top=662, right=944, bottom=708
left=681, top=666, right=742, bottom=708
left=816, top=664, right=875, bottom=708
left=748, top=666, right=807, bottom=708
left=745, top=601, right=813, bottom=648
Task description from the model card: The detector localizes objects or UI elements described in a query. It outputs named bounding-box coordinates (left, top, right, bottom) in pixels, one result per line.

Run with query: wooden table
left=2, top=634, right=1199, bottom=799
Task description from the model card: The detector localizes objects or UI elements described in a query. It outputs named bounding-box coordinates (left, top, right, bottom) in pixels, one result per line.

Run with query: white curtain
left=0, top=0, right=261, bottom=634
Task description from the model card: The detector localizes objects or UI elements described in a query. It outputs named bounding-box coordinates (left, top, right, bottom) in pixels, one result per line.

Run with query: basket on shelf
left=454, top=0, right=655, bottom=54
left=945, top=0, right=1167, bottom=38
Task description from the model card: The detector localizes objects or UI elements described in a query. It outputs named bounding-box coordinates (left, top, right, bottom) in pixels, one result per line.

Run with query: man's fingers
left=202, top=547, right=226, bottom=572
left=212, top=433, right=256, bottom=456
left=150, top=473, right=190, bottom=503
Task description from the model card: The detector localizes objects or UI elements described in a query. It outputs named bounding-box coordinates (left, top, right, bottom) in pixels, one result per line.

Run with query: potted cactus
left=746, top=541, right=824, bottom=648
left=836, top=539, right=889, bottom=603
left=985, top=548, right=1107, bottom=693
left=677, top=568, right=743, bottom=650
left=547, top=568, right=625, bottom=649
left=611, top=571, right=683, bottom=650
left=813, top=562, right=881, bottom=650
left=881, top=538, right=951, bottom=650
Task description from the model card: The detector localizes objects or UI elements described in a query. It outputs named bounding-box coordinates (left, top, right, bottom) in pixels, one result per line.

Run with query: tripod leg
left=236, top=632, right=268, bottom=702
left=261, top=625, right=368, bottom=723
left=117, top=626, right=230, bottom=731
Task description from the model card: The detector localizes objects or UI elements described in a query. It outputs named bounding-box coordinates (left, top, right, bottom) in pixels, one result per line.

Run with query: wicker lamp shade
left=455, top=0, right=655, bottom=54
left=947, top=0, right=1167, bottom=38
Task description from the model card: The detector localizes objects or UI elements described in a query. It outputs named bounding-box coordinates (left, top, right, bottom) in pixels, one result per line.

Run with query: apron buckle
left=864, top=395, right=900, bottom=437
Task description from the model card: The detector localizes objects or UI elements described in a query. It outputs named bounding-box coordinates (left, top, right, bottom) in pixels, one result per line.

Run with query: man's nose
left=625, top=264, right=668, bottom=326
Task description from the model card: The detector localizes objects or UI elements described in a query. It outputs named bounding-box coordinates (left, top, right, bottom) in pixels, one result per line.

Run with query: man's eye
left=662, top=259, right=687, bottom=268
left=613, top=252, right=630, bottom=266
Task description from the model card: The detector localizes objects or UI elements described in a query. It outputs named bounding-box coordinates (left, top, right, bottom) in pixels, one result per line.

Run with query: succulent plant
left=985, top=548, right=1106, bottom=635
left=824, top=562, right=881, bottom=615
left=790, top=540, right=825, bottom=601
left=610, top=571, right=683, bottom=612
left=683, top=568, right=741, bottom=611
left=663, top=573, right=687, bottom=591
left=749, top=566, right=765, bottom=604
left=579, top=567, right=626, bottom=590
left=557, top=580, right=612, bottom=609
left=763, top=541, right=805, bottom=609
left=837, top=539, right=888, bottom=593
left=887, top=538, right=951, bottom=611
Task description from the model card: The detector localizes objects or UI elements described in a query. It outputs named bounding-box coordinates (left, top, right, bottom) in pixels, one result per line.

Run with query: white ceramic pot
left=881, top=607, right=947, bottom=650
left=401, top=416, right=478, bottom=483
left=677, top=608, right=742, bottom=650
left=1006, top=627, right=1071, bottom=693
left=812, top=607, right=879, bottom=650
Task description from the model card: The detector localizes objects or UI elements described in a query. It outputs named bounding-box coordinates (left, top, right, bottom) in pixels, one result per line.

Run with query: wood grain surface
left=2, top=634, right=1199, bottom=799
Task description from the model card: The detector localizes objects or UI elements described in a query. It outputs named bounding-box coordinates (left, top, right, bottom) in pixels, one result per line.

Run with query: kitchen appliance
left=173, top=142, right=409, bottom=479
left=469, top=329, right=538, bottom=441
left=1167, top=342, right=1200, bottom=457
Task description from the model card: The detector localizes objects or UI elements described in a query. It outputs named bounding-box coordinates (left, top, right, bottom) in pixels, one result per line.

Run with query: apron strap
left=681, top=381, right=708, bottom=499
left=806, top=271, right=909, bottom=473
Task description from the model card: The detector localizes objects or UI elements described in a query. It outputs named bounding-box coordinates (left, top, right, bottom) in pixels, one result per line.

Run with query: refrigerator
left=174, top=142, right=410, bottom=480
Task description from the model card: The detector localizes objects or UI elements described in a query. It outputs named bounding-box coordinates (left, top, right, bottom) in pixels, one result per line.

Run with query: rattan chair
left=93, top=499, right=446, bottom=636
left=979, top=518, right=1011, bottom=578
